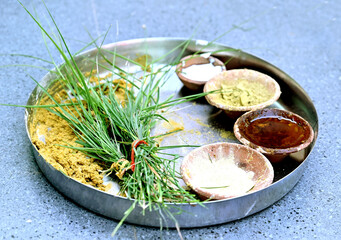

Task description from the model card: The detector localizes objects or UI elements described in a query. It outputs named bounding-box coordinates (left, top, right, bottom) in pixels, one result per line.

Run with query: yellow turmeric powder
left=30, top=72, right=128, bottom=190
left=216, top=79, right=273, bottom=107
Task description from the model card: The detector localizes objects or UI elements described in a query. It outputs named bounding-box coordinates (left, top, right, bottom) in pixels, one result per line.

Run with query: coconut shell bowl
left=234, top=108, right=314, bottom=163
left=176, top=54, right=226, bottom=92
left=204, top=69, right=281, bottom=119
left=180, top=142, right=274, bottom=200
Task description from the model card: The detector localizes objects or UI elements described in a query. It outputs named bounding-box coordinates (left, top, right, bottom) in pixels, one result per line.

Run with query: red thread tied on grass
left=131, top=139, right=148, bottom=172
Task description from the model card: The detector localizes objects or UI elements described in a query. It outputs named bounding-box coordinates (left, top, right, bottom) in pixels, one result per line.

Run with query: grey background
left=0, top=0, right=340, bottom=239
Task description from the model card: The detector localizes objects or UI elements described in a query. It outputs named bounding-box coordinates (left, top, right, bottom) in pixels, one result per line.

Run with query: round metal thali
left=25, top=38, right=318, bottom=228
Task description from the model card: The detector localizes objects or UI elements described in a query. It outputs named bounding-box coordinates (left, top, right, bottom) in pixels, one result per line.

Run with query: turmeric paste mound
left=30, top=72, right=128, bottom=191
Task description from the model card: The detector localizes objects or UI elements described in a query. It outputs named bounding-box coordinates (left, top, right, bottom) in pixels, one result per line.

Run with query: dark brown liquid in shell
left=243, top=116, right=310, bottom=149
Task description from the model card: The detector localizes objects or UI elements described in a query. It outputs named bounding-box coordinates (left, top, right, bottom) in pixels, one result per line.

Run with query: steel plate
left=25, top=38, right=318, bottom=228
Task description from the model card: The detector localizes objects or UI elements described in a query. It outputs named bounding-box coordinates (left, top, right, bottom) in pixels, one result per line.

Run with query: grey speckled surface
left=0, top=0, right=340, bottom=239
